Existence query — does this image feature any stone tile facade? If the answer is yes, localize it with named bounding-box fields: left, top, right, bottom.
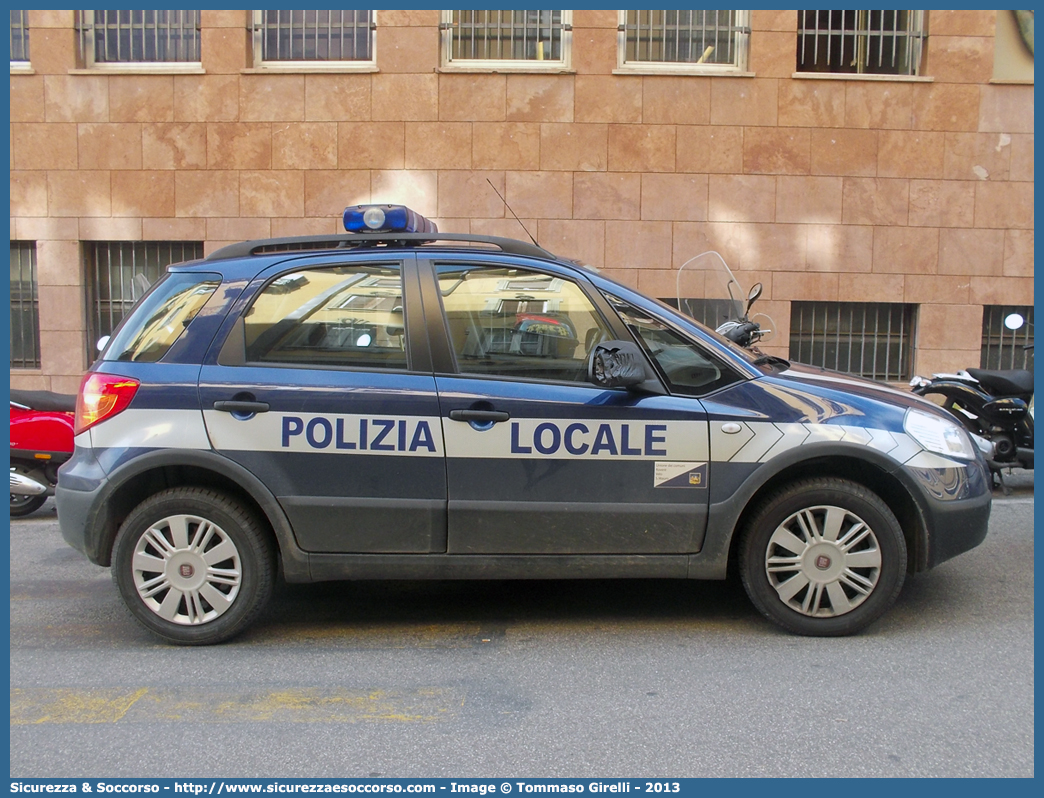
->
left=9, top=9, right=1034, bottom=390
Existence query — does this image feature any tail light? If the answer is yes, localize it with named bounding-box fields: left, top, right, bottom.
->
left=75, top=372, right=140, bottom=435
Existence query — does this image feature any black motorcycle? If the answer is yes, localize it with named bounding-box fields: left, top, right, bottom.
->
left=910, top=319, right=1033, bottom=490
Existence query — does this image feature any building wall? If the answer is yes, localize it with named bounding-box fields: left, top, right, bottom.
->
left=9, top=9, right=1035, bottom=393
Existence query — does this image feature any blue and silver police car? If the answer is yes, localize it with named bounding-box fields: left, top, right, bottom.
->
left=57, top=205, right=992, bottom=644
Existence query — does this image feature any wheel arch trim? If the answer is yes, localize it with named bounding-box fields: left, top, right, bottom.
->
left=689, top=441, right=932, bottom=579
left=82, top=448, right=308, bottom=579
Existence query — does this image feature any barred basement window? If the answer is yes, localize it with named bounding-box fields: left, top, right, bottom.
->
left=253, top=10, right=375, bottom=67
left=84, top=241, right=203, bottom=359
left=10, top=242, right=40, bottom=369
left=981, top=305, right=1034, bottom=371
left=78, top=10, right=201, bottom=66
left=796, top=10, right=927, bottom=76
left=441, top=10, right=571, bottom=69
left=10, top=10, right=30, bottom=65
left=618, top=10, right=750, bottom=72
left=789, top=301, right=916, bottom=382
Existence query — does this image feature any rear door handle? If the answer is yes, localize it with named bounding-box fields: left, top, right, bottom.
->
left=448, top=409, right=510, bottom=423
left=213, top=400, right=270, bottom=414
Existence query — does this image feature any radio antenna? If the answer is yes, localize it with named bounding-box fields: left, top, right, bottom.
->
left=487, top=178, right=539, bottom=247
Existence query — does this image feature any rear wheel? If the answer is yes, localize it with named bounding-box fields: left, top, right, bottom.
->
left=739, top=478, right=907, bottom=636
left=112, top=488, right=275, bottom=645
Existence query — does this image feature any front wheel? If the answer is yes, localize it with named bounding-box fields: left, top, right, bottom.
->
left=739, top=478, right=907, bottom=636
left=112, top=487, right=275, bottom=645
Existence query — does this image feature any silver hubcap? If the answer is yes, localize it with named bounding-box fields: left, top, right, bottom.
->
left=765, top=505, right=881, bottom=618
left=132, top=514, right=242, bottom=625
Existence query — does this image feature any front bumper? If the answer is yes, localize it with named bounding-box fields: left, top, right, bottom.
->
left=907, top=457, right=993, bottom=570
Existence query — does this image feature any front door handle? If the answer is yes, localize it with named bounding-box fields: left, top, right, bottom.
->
left=213, top=400, right=270, bottom=414
left=448, top=409, right=510, bottom=423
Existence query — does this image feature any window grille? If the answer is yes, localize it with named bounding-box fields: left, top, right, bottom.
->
left=619, top=10, right=750, bottom=71
left=10, top=10, right=30, bottom=63
left=84, top=241, right=203, bottom=359
left=253, top=10, right=375, bottom=66
left=796, top=10, right=926, bottom=76
left=10, top=242, right=40, bottom=369
left=78, top=10, right=201, bottom=66
left=789, top=301, right=916, bottom=382
left=981, top=305, right=1034, bottom=371
left=441, top=10, right=571, bottom=68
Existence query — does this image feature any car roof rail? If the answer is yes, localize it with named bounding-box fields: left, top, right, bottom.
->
left=205, top=232, right=558, bottom=262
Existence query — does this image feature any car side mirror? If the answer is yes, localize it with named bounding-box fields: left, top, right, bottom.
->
left=588, top=340, right=648, bottom=389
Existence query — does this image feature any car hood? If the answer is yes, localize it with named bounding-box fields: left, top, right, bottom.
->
left=758, top=361, right=949, bottom=421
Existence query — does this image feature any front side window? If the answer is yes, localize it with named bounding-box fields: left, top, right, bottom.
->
left=607, top=294, right=740, bottom=396
left=441, top=10, right=571, bottom=70
left=11, top=10, right=30, bottom=66
left=243, top=265, right=408, bottom=370
left=789, top=301, right=916, bottom=382
left=437, top=265, right=610, bottom=383
left=796, top=9, right=927, bottom=76
left=618, top=10, right=750, bottom=72
left=78, top=10, right=201, bottom=67
left=10, top=242, right=40, bottom=369
left=253, top=9, right=375, bottom=68
left=85, top=241, right=204, bottom=361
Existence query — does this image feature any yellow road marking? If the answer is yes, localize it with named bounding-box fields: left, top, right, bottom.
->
left=11, top=687, right=463, bottom=725
left=11, top=687, right=148, bottom=725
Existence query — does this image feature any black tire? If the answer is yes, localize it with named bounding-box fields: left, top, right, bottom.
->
left=10, top=493, right=47, bottom=518
left=111, top=487, right=275, bottom=645
left=738, top=478, right=907, bottom=637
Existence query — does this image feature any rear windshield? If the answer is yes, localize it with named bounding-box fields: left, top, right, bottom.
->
left=103, top=272, right=220, bottom=362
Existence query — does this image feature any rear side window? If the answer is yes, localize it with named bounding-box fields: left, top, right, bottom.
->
left=242, top=264, right=408, bottom=370
left=103, top=272, right=219, bottom=363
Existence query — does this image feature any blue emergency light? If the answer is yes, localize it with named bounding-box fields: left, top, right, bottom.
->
left=343, top=205, right=438, bottom=235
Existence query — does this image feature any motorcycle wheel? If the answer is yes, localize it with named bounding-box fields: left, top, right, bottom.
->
left=10, top=466, right=47, bottom=517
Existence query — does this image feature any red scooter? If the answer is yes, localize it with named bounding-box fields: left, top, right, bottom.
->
left=10, top=389, right=76, bottom=517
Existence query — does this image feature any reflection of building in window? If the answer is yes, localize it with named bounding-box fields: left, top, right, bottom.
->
left=244, top=266, right=406, bottom=369
left=797, top=10, right=926, bottom=76
left=619, top=10, right=750, bottom=71
left=253, top=9, right=375, bottom=66
left=981, top=305, right=1034, bottom=371
left=78, top=10, right=201, bottom=65
left=789, top=301, right=916, bottom=382
left=10, top=242, right=39, bottom=369
left=441, top=10, right=571, bottom=69
left=84, top=241, right=204, bottom=361
left=437, top=266, right=606, bottom=382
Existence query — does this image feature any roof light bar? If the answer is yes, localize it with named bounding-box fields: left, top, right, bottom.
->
left=343, top=205, right=438, bottom=235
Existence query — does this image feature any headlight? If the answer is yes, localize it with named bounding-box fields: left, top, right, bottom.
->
left=904, top=409, right=976, bottom=460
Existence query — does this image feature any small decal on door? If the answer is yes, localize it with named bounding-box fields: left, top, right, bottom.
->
left=654, top=461, right=708, bottom=488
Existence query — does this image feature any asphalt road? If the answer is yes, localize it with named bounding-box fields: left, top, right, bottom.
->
left=9, top=490, right=1034, bottom=778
